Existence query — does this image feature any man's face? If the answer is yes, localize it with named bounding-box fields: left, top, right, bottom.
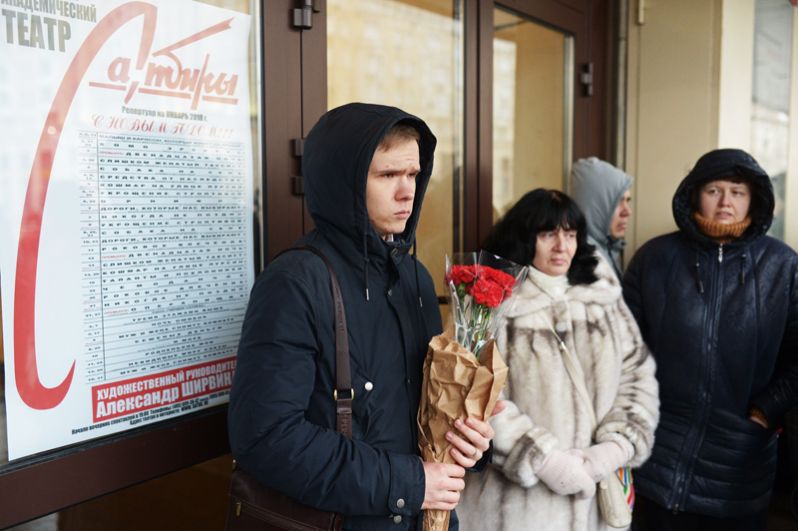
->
left=366, top=138, right=420, bottom=239
left=609, top=189, right=632, bottom=239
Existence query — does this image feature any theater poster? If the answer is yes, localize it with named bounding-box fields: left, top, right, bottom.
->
left=0, top=0, right=255, bottom=459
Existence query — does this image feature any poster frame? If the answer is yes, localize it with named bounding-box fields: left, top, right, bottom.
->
left=0, top=0, right=266, bottom=525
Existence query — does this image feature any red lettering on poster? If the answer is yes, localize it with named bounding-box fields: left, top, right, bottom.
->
left=88, top=17, right=238, bottom=110
left=14, top=2, right=157, bottom=410
left=91, top=356, right=236, bottom=422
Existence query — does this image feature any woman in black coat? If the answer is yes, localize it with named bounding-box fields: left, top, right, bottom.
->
left=623, top=149, right=798, bottom=531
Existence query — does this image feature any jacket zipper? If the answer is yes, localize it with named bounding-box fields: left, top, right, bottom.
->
left=668, top=250, right=723, bottom=511
left=385, top=280, right=417, bottom=438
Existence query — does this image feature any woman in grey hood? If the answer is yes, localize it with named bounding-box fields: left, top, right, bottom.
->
left=570, top=157, right=633, bottom=278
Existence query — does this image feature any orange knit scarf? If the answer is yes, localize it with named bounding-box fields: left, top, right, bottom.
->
left=692, top=212, right=751, bottom=243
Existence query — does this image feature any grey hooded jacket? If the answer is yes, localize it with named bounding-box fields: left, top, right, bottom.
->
left=570, top=157, right=632, bottom=278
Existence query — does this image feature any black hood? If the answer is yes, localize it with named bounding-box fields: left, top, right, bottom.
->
left=303, top=103, right=437, bottom=259
left=672, top=148, right=775, bottom=244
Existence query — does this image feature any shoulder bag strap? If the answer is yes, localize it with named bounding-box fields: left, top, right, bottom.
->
left=544, top=320, right=598, bottom=431
left=272, top=245, right=353, bottom=439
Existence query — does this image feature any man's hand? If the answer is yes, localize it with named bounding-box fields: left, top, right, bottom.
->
left=446, top=417, right=494, bottom=469
left=444, top=401, right=506, bottom=468
left=421, top=462, right=466, bottom=510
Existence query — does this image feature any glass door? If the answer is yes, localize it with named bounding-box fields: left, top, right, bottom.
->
left=492, top=5, right=574, bottom=219
left=326, top=0, right=465, bottom=295
left=275, top=0, right=611, bottom=278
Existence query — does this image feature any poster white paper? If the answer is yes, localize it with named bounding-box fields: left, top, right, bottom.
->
left=0, top=0, right=255, bottom=459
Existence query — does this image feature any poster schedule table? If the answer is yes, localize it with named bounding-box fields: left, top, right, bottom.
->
left=78, top=132, right=249, bottom=383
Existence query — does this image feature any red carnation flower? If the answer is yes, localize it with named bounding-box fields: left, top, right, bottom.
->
left=447, top=265, right=478, bottom=286
left=468, top=277, right=505, bottom=308
left=483, top=267, right=516, bottom=294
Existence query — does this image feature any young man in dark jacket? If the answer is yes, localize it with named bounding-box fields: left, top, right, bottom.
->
left=623, top=149, right=798, bottom=530
left=228, top=103, right=494, bottom=530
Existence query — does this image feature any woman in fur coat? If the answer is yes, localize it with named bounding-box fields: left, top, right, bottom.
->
left=458, top=189, right=659, bottom=531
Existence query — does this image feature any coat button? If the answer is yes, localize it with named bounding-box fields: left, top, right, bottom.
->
left=555, top=321, right=567, bottom=333
left=364, top=381, right=374, bottom=392
left=392, top=515, right=402, bottom=524
left=387, top=289, right=393, bottom=296
left=396, top=498, right=405, bottom=509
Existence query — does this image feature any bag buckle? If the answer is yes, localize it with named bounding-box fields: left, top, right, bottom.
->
left=333, top=388, right=354, bottom=401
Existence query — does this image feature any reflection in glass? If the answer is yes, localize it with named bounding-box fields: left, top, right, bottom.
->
left=327, top=0, right=464, bottom=295
left=492, top=7, right=573, bottom=220
left=751, top=0, right=792, bottom=240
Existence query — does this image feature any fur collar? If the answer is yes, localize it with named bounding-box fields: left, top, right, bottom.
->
left=505, top=253, right=621, bottom=317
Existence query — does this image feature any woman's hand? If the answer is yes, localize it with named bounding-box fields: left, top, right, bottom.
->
left=492, top=400, right=507, bottom=416
left=573, top=441, right=628, bottom=482
left=748, top=407, right=769, bottom=428
left=535, top=449, right=596, bottom=499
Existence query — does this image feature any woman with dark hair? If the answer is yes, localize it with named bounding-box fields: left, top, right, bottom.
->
left=623, top=149, right=798, bottom=531
left=458, top=189, right=659, bottom=531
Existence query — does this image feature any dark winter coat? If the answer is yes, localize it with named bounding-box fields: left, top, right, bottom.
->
left=228, top=103, right=446, bottom=530
left=623, top=149, right=798, bottom=517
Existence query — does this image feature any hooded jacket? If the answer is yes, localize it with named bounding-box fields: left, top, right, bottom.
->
left=570, top=158, right=633, bottom=279
left=228, top=103, right=445, bottom=530
left=623, top=148, right=798, bottom=517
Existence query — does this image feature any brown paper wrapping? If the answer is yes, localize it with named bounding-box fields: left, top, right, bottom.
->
left=416, top=331, right=508, bottom=531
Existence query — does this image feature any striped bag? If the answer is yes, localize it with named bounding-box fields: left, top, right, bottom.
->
left=596, top=466, right=633, bottom=528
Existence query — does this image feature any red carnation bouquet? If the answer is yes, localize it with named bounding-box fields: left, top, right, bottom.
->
left=446, top=251, right=525, bottom=358
left=417, top=251, right=526, bottom=531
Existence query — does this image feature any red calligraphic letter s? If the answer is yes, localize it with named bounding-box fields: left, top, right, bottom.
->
left=14, top=2, right=157, bottom=410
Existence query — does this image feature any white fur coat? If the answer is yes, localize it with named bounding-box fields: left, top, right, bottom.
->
left=459, top=257, right=659, bottom=531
